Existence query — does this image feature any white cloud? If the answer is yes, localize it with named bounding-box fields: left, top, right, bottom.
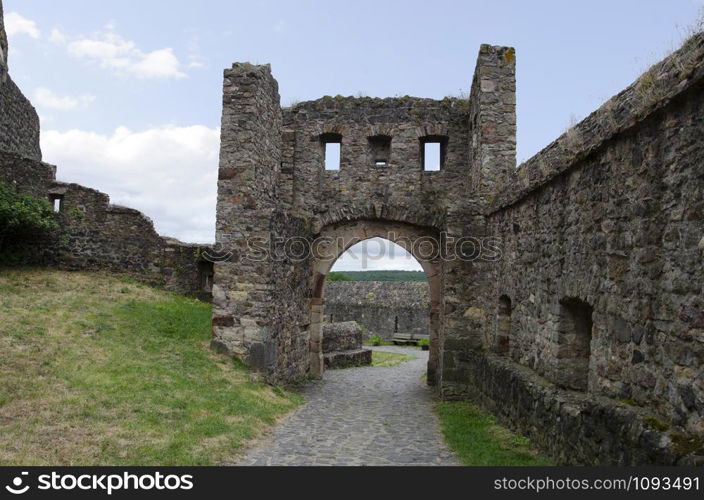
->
left=55, top=28, right=186, bottom=79
left=5, top=12, right=40, bottom=39
left=41, top=125, right=220, bottom=243
left=34, top=87, right=95, bottom=111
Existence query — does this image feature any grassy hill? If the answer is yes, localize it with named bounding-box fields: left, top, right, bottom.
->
left=328, top=270, right=427, bottom=282
left=0, top=269, right=301, bottom=465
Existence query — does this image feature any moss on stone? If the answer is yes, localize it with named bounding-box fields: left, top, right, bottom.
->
left=670, top=433, right=704, bottom=456
left=642, top=416, right=669, bottom=432
left=502, top=47, right=515, bottom=63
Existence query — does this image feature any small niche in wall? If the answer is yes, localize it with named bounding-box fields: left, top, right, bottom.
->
left=198, top=261, right=214, bottom=292
left=420, top=136, right=447, bottom=171
left=496, top=295, right=512, bottom=355
left=50, top=195, right=63, bottom=213
left=320, top=133, right=342, bottom=171
left=556, top=297, right=594, bottom=391
left=368, top=135, right=391, bottom=167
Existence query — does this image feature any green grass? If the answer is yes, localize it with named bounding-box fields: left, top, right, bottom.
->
left=437, top=401, right=552, bottom=466
left=371, top=350, right=415, bottom=368
left=0, top=268, right=301, bottom=465
left=363, top=338, right=394, bottom=346
left=363, top=339, right=424, bottom=348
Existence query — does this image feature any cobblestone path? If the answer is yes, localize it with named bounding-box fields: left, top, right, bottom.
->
left=237, top=346, right=461, bottom=466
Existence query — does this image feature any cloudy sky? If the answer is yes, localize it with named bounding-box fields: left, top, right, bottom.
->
left=4, top=0, right=702, bottom=270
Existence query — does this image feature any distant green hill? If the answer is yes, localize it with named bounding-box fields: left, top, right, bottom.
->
left=328, top=270, right=426, bottom=282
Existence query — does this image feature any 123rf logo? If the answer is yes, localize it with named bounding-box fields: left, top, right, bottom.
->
left=5, top=472, right=30, bottom=495
left=5, top=471, right=194, bottom=495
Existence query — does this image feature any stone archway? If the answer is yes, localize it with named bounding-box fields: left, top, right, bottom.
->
left=307, top=219, right=444, bottom=385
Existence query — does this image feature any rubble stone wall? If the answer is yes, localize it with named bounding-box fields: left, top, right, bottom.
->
left=325, top=281, right=429, bottom=339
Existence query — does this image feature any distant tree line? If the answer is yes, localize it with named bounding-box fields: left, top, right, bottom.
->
left=327, top=270, right=426, bottom=282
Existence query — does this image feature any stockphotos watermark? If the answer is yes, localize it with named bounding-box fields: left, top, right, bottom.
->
left=4, top=470, right=193, bottom=495
left=201, top=232, right=503, bottom=267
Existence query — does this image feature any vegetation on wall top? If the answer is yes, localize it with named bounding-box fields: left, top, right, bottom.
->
left=327, top=270, right=426, bottom=282
left=0, top=180, right=58, bottom=250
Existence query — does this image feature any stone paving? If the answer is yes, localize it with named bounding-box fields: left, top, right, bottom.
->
left=237, top=346, right=461, bottom=466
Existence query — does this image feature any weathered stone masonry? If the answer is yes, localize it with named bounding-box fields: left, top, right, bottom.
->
left=212, top=59, right=494, bottom=385
left=325, top=281, right=429, bottom=339
left=0, top=2, right=40, bottom=162
left=213, top=45, right=515, bottom=387
left=215, top=33, right=704, bottom=464
left=450, top=33, right=704, bottom=464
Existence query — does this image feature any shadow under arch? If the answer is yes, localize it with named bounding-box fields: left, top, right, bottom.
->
left=308, top=219, right=444, bottom=386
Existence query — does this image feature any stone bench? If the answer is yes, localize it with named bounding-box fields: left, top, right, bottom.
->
left=322, top=321, right=372, bottom=369
left=323, top=348, right=372, bottom=369
left=391, top=332, right=429, bottom=345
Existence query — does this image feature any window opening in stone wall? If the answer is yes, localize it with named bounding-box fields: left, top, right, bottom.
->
left=198, top=261, right=214, bottom=292
left=50, top=195, right=63, bottom=213
left=420, top=136, right=447, bottom=171
left=394, top=316, right=399, bottom=333
left=368, top=135, right=391, bottom=167
left=321, top=133, right=342, bottom=171
left=497, top=295, right=512, bottom=355
left=556, top=297, right=594, bottom=391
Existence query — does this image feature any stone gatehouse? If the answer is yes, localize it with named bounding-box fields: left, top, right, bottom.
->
left=212, top=34, right=704, bottom=464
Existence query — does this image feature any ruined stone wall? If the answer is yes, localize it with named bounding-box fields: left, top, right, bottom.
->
left=0, top=0, right=210, bottom=298
left=325, top=281, right=429, bottom=339
left=444, top=33, right=704, bottom=463
left=0, top=152, right=55, bottom=196
left=47, top=182, right=212, bottom=296
left=462, top=351, right=698, bottom=465
left=0, top=0, right=41, bottom=161
left=0, top=78, right=41, bottom=161
left=0, top=159, right=213, bottom=297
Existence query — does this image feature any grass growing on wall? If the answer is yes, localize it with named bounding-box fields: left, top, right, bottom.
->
left=437, top=402, right=552, bottom=466
left=0, top=269, right=301, bottom=465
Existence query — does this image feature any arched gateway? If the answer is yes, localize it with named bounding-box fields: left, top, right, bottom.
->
left=308, top=220, right=443, bottom=383
left=209, top=44, right=516, bottom=391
